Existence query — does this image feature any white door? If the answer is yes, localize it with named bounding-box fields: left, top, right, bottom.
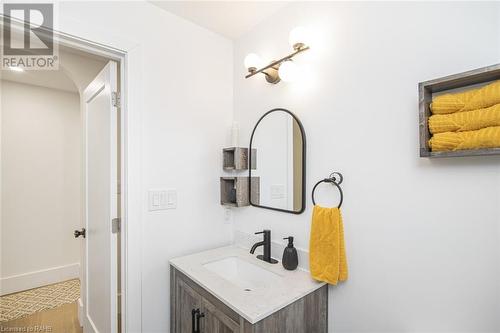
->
left=82, top=61, right=119, bottom=333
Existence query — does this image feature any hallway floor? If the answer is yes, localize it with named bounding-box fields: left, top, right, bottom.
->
left=0, top=279, right=81, bottom=332
left=0, top=301, right=82, bottom=333
left=0, top=279, right=80, bottom=322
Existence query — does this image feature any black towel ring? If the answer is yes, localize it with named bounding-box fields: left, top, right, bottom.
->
left=311, top=172, right=344, bottom=208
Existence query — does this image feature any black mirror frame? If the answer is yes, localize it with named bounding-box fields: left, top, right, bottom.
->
left=249, top=108, right=306, bottom=214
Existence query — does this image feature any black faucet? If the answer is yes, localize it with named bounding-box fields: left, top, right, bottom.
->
left=250, top=230, right=278, bottom=264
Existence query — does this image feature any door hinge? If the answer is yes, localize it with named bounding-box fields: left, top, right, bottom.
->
left=112, top=218, right=121, bottom=234
left=112, top=92, right=121, bottom=108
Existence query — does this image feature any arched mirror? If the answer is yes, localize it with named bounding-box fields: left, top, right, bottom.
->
left=249, top=108, right=306, bottom=214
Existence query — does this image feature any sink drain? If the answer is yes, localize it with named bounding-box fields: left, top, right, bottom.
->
left=244, top=288, right=252, bottom=292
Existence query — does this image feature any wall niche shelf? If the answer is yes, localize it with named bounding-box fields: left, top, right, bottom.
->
left=419, top=63, right=500, bottom=158
left=220, top=177, right=260, bottom=207
left=223, top=147, right=256, bottom=170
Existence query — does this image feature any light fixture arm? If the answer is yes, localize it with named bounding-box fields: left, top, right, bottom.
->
left=245, top=46, right=310, bottom=79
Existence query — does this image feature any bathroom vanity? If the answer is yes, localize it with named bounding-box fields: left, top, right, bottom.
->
left=170, top=246, right=328, bottom=333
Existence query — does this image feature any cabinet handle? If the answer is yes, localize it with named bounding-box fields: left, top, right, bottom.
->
left=195, top=311, right=205, bottom=333
left=191, top=309, right=197, bottom=333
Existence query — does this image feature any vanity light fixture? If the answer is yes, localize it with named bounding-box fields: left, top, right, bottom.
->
left=278, top=60, right=299, bottom=83
left=244, top=26, right=310, bottom=84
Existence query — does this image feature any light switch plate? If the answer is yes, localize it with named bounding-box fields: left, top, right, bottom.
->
left=148, top=189, right=177, bottom=211
left=165, top=189, right=177, bottom=209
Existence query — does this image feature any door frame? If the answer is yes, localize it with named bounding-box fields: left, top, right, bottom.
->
left=1, top=17, right=142, bottom=333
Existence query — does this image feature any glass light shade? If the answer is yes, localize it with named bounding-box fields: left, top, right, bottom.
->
left=289, top=26, right=309, bottom=49
left=244, top=53, right=263, bottom=71
left=278, top=60, right=298, bottom=83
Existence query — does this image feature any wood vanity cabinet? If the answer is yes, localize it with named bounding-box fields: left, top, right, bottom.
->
left=170, top=266, right=328, bottom=333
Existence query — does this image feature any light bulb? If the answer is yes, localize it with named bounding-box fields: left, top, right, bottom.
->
left=278, top=60, right=299, bottom=83
left=8, top=66, right=24, bottom=72
left=244, top=53, right=263, bottom=72
left=289, top=26, right=309, bottom=50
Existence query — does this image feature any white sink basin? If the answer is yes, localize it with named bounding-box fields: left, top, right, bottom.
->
left=203, top=256, right=282, bottom=291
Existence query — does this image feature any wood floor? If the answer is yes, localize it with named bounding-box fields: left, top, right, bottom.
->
left=0, top=301, right=82, bottom=333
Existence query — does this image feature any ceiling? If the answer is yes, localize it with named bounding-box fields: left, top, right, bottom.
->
left=149, top=1, right=289, bottom=39
left=0, top=46, right=107, bottom=93
left=0, top=28, right=78, bottom=92
left=2, top=2, right=291, bottom=90
left=1, top=68, right=79, bottom=92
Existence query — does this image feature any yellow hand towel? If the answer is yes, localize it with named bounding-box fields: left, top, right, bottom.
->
left=429, top=126, right=500, bottom=152
left=430, top=80, right=500, bottom=115
left=309, top=205, right=348, bottom=285
left=429, top=103, right=500, bottom=134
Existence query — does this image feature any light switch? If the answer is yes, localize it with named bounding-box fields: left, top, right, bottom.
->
left=166, top=189, right=177, bottom=209
left=148, top=189, right=177, bottom=211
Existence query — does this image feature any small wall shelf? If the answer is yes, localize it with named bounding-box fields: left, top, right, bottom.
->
left=223, top=147, right=256, bottom=170
left=419, top=63, right=500, bottom=158
left=220, top=177, right=259, bottom=207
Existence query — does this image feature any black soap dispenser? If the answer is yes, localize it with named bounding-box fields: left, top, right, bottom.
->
left=282, top=236, right=298, bottom=271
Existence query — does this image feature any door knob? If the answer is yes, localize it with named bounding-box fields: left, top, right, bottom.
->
left=74, top=228, right=86, bottom=238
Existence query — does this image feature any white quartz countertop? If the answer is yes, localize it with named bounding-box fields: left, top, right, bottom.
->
left=169, top=245, right=325, bottom=324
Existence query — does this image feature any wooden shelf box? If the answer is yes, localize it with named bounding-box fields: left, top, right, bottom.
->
left=419, top=63, right=500, bottom=158
left=220, top=177, right=259, bottom=207
left=223, top=147, right=256, bottom=170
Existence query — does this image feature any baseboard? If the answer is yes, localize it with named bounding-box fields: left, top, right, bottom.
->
left=0, top=263, right=80, bottom=296
left=78, top=297, right=83, bottom=327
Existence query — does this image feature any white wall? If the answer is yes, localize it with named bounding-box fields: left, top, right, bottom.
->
left=58, top=2, right=234, bottom=332
left=1, top=81, right=81, bottom=294
left=233, top=2, right=500, bottom=332
left=53, top=2, right=499, bottom=332
left=0, top=50, right=106, bottom=94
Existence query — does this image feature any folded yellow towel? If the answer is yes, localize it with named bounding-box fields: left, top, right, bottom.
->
left=429, top=103, right=500, bottom=134
left=430, top=80, right=500, bottom=115
left=429, top=126, right=500, bottom=151
left=309, top=205, right=348, bottom=285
